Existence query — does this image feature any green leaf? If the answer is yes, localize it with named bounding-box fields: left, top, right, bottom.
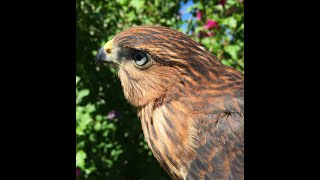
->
left=117, top=0, right=128, bottom=6
left=105, top=143, right=113, bottom=148
left=224, top=17, right=237, bottom=29
left=225, top=45, right=240, bottom=60
left=130, top=0, right=145, bottom=12
left=84, top=104, right=95, bottom=113
left=102, top=130, right=109, bottom=137
left=201, top=38, right=211, bottom=46
left=76, top=76, right=80, bottom=85
left=76, top=89, right=89, bottom=104
left=84, top=167, right=96, bottom=175
left=91, top=50, right=97, bottom=56
left=221, top=59, right=232, bottom=66
left=238, top=23, right=244, bottom=31
left=155, top=0, right=160, bottom=7
left=105, top=159, right=113, bottom=168
left=160, top=18, right=166, bottom=23
left=76, top=150, right=87, bottom=168
left=111, top=149, right=116, bottom=157
left=186, top=5, right=195, bottom=13
left=89, top=134, right=96, bottom=142
left=95, top=115, right=103, bottom=121
left=194, top=3, right=204, bottom=10
left=194, top=26, right=202, bottom=34
left=94, top=122, right=102, bottom=131
left=127, top=10, right=136, bottom=21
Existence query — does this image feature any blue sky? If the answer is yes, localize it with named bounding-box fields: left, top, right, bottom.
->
left=179, top=0, right=194, bottom=33
left=179, top=1, right=234, bottom=40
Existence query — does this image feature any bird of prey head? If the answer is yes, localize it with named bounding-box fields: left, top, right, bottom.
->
left=96, top=26, right=244, bottom=180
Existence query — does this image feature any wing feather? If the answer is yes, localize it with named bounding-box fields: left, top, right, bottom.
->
left=186, top=94, right=244, bottom=180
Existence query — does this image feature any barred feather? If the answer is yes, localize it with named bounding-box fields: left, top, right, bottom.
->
left=107, top=26, right=244, bottom=180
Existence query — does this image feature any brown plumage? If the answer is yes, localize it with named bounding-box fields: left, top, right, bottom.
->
left=96, top=26, right=244, bottom=180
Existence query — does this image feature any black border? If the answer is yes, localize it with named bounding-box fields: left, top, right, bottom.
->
left=1, top=1, right=75, bottom=178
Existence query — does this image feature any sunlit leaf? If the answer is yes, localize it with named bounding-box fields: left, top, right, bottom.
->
left=76, top=89, right=89, bottom=104
left=225, top=45, right=240, bottom=60
left=76, top=150, right=87, bottom=168
left=130, top=0, right=145, bottom=12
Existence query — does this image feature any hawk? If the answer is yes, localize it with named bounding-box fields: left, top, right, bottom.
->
left=96, top=26, right=244, bottom=180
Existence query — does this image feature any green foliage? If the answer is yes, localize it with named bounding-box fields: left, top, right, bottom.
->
left=184, top=0, right=244, bottom=72
left=76, top=0, right=243, bottom=179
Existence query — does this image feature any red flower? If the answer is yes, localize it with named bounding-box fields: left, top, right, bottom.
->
left=204, top=20, right=219, bottom=30
left=220, top=0, right=226, bottom=6
left=196, top=11, right=202, bottom=20
left=205, top=32, right=215, bottom=37
left=199, top=31, right=215, bottom=38
left=199, top=31, right=206, bottom=38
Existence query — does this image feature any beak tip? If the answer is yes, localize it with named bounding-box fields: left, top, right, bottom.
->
left=95, top=47, right=107, bottom=65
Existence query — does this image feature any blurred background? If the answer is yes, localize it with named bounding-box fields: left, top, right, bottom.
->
left=76, top=0, right=243, bottom=179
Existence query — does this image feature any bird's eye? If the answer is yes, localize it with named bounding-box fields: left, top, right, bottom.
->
left=132, top=51, right=148, bottom=66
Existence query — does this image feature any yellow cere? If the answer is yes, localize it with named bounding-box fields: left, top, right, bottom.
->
left=104, top=38, right=114, bottom=54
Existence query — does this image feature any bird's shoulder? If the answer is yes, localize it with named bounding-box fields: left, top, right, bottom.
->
left=186, top=109, right=244, bottom=180
left=185, top=83, right=244, bottom=179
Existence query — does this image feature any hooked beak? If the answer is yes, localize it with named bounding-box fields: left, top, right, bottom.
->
left=95, top=39, right=114, bottom=65
left=96, top=47, right=108, bottom=65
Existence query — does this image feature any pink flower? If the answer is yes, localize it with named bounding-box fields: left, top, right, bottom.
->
left=76, top=168, right=81, bottom=176
left=196, top=11, right=202, bottom=20
left=204, top=20, right=219, bottom=30
left=107, top=110, right=121, bottom=120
